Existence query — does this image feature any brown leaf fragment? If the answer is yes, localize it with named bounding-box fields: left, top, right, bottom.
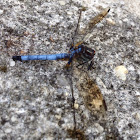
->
left=0, top=65, right=7, bottom=73
left=49, top=37, right=54, bottom=42
left=5, top=40, right=13, bottom=48
left=24, top=31, right=30, bottom=36
left=67, top=129, right=85, bottom=140
left=20, top=50, right=26, bottom=55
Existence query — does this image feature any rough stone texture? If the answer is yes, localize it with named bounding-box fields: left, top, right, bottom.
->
left=0, top=0, right=140, bottom=139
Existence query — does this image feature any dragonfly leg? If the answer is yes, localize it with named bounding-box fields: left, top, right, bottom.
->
left=76, top=61, right=88, bottom=69
left=76, top=59, right=95, bottom=70
left=88, top=60, right=95, bottom=70
left=65, top=55, right=74, bottom=69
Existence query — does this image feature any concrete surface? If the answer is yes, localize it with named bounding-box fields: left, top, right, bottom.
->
left=0, top=0, right=140, bottom=139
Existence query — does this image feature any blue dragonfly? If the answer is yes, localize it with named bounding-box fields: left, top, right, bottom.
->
left=12, top=7, right=110, bottom=70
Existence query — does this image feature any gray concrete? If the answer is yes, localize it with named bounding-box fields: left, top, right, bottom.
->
left=0, top=0, right=140, bottom=139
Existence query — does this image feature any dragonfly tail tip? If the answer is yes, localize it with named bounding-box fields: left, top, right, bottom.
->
left=12, top=56, right=22, bottom=61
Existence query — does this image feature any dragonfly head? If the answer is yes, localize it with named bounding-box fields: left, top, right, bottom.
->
left=78, top=45, right=95, bottom=59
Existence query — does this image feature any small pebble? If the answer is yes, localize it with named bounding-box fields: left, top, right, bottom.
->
left=67, top=11, right=73, bottom=15
left=114, top=65, right=128, bottom=80
left=11, top=116, right=17, bottom=122
left=0, top=9, right=3, bottom=15
left=135, top=40, right=140, bottom=48
left=55, top=115, right=61, bottom=119
left=59, top=1, right=66, bottom=6
left=47, top=137, right=54, bottom=140
left=106, top=18, right=116, bottom=25
left=94, top=123, right=104, bottom=133
left=74, top=103, right=79, bottom=109
left=4, top=128, right=12, bottom=133
left=65, top=92, right=69, bottom=97
left=128, top=65, right=135, bottom=71
left=45, top=41, right=50, bottom=45
left=41, top=86, right=49, bottom=96
left=10, top=60, right=15, bottom=67
left=137, top=96, right=140, bottom=103
left=135, top=113, right=140, bottom=121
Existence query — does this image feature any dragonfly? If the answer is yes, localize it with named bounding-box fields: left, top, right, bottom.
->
left=12, top=8, right=110, bottom=70
left=12, top=7, right=110, bottom=138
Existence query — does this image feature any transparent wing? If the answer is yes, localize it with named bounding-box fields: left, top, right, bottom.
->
left=76, top=71, right=107, bottom=116
left=84, top=8, right=110, bottom=32
left=75, top=7, right=110, bottom=44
